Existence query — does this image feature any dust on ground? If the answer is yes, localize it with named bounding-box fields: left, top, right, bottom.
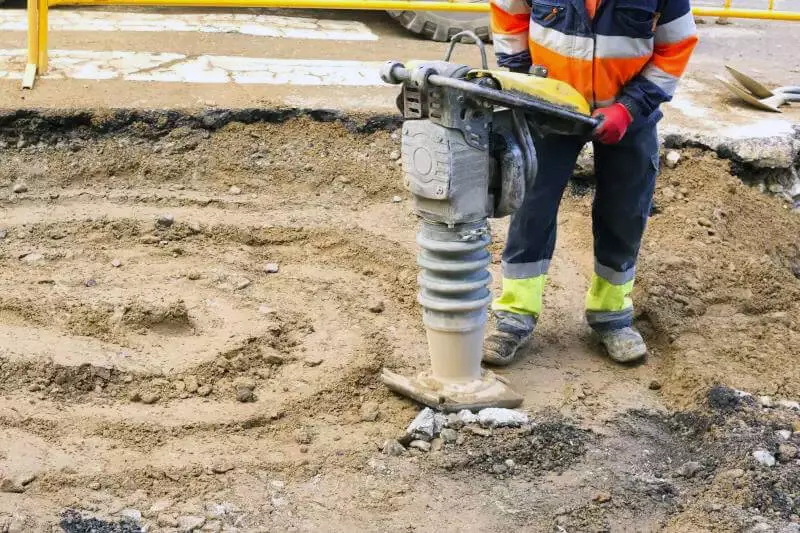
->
left=0, top=111, right=798, bottom=532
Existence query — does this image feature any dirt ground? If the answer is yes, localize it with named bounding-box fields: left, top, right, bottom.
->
left=0, top=110, right=799, bottom=533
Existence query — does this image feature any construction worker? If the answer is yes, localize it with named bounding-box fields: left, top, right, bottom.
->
left=484, top=0, right=698, bottom=365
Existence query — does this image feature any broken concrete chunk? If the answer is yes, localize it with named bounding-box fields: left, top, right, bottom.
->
left=120, top=509, right=142, bottom=523
left=456, top=409, right=479, bottom=426
left=665, top=150, right=681, bottom=168
left=477, top=408, right=529, bottom=428
left=778, top=399, right=800, bottom=411
left=446, top=412, right=463, bottom=429
left=405, top=407, right=440, bottom=441
left=752, top=449, right=776, bottom=467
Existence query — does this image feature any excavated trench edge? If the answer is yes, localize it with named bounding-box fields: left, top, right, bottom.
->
left=0, top=108, right=402, bottom=142
left=2, top=108, right=798, bottom=202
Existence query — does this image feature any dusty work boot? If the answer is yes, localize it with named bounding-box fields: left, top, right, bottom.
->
left=597, top=327, right=647, bottom=364
left=482, top=311, right=536, bottom=366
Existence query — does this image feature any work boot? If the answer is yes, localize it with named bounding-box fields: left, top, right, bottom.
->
left=597, top=327, right=647, bottom=364
left=482, top=311, right=535, bottom=366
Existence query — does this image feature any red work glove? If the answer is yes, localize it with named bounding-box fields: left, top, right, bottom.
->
left=592, top=103, right=633, bottom=144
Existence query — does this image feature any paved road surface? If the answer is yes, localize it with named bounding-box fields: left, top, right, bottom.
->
left=0, top=5, right=797, bottom=128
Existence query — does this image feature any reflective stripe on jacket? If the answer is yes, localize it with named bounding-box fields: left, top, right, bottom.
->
left=490, top=0, right=698, bottom=117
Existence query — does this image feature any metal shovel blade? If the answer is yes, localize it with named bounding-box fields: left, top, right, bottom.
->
left=716, top=75, right=782, bottom=112
left=724, top=66, right=800, bottom=96
left=725, top=65, right=775, bottom=98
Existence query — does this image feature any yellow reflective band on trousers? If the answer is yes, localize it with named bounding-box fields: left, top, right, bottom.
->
left=585, top=274, right=634, bottom=312
left=492, top=275, right=547, bottom=317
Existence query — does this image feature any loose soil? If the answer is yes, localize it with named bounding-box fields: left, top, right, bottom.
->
left=0, top=111, right=798, bottom=532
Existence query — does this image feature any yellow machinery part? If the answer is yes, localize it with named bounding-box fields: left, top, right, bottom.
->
left=467, top=70, right=592, bottom=115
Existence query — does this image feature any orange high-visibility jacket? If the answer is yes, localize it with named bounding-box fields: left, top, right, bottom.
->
left=490, top=0, right=698, bottom=118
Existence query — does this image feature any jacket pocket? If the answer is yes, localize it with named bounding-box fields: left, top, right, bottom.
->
left=614, top=0, right=658, bottom=39
left=531, top=0, right=566, bottom=27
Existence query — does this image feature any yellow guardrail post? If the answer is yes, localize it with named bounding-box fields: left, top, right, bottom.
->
left=38, top=0, right=49, bottom=73
left=717, top=0, right=732, bottom=24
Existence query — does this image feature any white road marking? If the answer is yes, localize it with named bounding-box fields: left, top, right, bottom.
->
left=0, top=49, right=387, bottom=86
left=0, top=9, right=378, bottom=41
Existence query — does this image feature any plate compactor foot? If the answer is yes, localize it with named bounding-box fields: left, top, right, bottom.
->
left=381, top=369, right=523, bottom=413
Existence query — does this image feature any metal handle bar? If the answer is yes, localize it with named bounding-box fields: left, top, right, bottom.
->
left=444, top=31, right=488, bottom=70
left=383, top=63, right=600, bottom=129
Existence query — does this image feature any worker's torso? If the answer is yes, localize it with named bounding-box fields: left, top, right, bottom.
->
left=528, top=0, right=662, bottom=107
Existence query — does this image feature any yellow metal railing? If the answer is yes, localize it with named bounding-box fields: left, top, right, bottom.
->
left=22, top=0, right=800, bottom=89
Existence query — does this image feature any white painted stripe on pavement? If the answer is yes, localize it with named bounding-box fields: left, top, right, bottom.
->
left=0, top=9, right=378, bottom=41
left=0, top=49, right=386, bottom=86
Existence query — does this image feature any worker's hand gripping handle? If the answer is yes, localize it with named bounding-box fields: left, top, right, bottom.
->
left=591, top=103, right=633, bottom=144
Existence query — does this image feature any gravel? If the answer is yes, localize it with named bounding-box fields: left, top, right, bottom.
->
left=698, top=217, right=713, bottom=228
left=156, top=214, right=175, bottom=228
left=235, top=387, right=255, bottom=403
left=234, top=278, right=252, bottom=290
left=303, top=356, right=324, bottom=367
left=233, top=377, right=255, bottom=391
left=11, top=183, right=28, bottom=194
left=777, top=443, right=798, bottom=462
left=360, top=401, right=380, bottom=422
left=440, top=428, right=458, bottom=443
left=409, top=440, right=432, bottom=452
left=263, top=263, right=280, bottom=274
left=140, top=392, right=160, bottom=405
left=177, top=515, right=206, bottom=531
left=382, top=439, right=406, bottom=456
left=184, top=375, right=199, bottom=394
left=676, top=461, right=704, bottom=478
